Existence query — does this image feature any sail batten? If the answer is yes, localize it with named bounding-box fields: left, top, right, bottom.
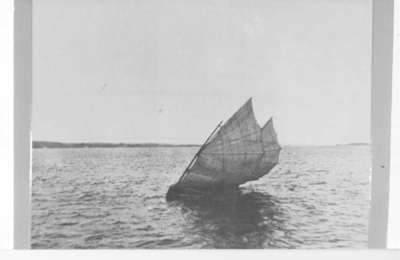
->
left=178, top=98, right=281, bottom=188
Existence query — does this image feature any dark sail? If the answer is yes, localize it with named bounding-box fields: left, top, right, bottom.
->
left=177, top=98, right=281, bottom=189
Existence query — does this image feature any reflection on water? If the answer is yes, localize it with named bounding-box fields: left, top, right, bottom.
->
left=31, top=146, right=370, bottom=248
left=170, top=189, right=290, bottom=248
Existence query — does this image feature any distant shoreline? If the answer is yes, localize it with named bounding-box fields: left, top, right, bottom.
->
left=32, top=141, right=200, bottom=149
left=342, top=142, right=370, bottom=146
left=32, top=141, right=370, bottom=149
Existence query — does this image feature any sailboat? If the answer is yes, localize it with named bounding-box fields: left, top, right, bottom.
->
left=167, top=98, right=281, bottom=199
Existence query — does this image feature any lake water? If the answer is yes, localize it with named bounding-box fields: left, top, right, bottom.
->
left=31, top=146, right=371, bottom=249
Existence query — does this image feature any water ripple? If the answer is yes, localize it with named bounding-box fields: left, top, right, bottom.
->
left=31, top=146, right=371, bottom=249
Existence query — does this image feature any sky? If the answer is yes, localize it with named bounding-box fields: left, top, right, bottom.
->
left=32, top=0, right=372, bottom=145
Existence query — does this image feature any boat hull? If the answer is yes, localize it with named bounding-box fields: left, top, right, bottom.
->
left=166, top=182, right=239, bottom=201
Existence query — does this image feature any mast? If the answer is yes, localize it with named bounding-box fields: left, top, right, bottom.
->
left=177, top=121, right=223, bottom=183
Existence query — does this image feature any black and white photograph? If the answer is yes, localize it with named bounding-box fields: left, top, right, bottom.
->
left=31, top=0, right=372, bottom=249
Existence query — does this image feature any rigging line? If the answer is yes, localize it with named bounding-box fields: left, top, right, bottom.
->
left=202, top=152, right=265, bottom=155
left=204, top=129, right=262, bottom=150
left=205, top=125, right=280, bottom=151
left=177, top=121, right=223, bottom=184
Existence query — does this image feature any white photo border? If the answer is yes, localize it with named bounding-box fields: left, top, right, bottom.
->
left=12, top=0, right=397, bottom=249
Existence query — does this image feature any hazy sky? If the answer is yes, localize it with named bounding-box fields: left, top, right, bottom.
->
left=33, top=0, right=372, bottom=145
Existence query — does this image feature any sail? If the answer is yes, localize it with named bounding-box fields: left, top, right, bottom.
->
left=179, top=98, right=281, bottom=188
left=251, top=118, right=281, bottom=180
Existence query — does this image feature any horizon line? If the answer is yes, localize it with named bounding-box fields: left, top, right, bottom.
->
left=32, top=140, right=371, bottom=147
